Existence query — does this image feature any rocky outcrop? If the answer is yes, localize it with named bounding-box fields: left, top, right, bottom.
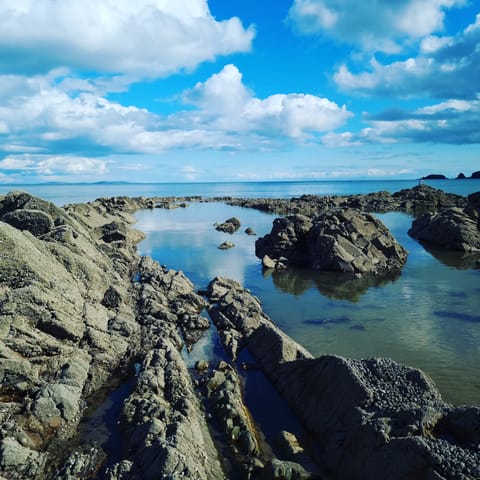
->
left=215, top=217, right=241, bottom=234
left=408, top=192, right=480, bottom=252
left=256, top=209, right=407, bottom=275
left=226, top=185, right=466, bottom=217
left=206, top=277, right=480, bottom=480
left=0, top=192, right=224, bottom=480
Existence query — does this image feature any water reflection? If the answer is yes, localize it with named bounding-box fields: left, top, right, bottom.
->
left=420, top=243, right=480, bottom=270
left=266, top=267, right=402, bottom=302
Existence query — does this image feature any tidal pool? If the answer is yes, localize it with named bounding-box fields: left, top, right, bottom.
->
left=136, top=202, right=480, bottom=405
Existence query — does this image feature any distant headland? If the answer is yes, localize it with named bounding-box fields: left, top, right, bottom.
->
left=421, top=170, right=480, bottom=180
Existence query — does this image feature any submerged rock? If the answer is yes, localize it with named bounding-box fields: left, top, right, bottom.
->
left=256, top=209, right=407, bottom=275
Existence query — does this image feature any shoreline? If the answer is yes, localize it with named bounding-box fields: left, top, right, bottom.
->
left=0, top=187, right=479, bottom=479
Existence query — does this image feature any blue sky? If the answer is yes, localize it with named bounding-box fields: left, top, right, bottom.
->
left=0, top=0, right=478, bottom=183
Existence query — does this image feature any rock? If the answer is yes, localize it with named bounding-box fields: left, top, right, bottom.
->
left=1, top=209, right=54, bottom=236
left=100, top=221, right=127, bottom=242
left=210, top=278, right=480, bottom=480
left=226, top=185, right=466, bottom=217
left=408, top=205, right=480, bottom=252
left=102, top=286, right=122, bottom=309
left=256, top=209, right=407, bottom=275
left=262, top=458, right=311, bottom=480
left=0, top=437, right=46, bottom=479
left=262, top=254, right=277, bottom=269
left=471, top=170, right=480, bottom=179
left=245, top=227, right=256, bottom=235
left=218, top=241, right=235, bottom=250
left=215, top=217, right=241, bottom=234
left=457, top=173, right=467, bottom=179
left=206, top=276, right=242, bottom=302
left=195, top=360, right=209, bottom=372
left=277, top=431, right=304, bottom=457
left=435, top=406, right=480, bottom=446
left=119, top=339, right=225, bottom=480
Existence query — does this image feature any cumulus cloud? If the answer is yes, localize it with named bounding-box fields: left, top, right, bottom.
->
left=183, top=64, right=352, bottom=139
left=0, top=0, right=254, bottom=78
left=288, top=0, right=463, bottom=52
left=334, top=13, right=480, bottom=100
left=0, top=65, right=352, bottom=177
left=322, top=98, right=480, bottom=146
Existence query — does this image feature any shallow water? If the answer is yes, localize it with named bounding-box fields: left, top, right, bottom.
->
left=136, top=203, right=480, bottom=406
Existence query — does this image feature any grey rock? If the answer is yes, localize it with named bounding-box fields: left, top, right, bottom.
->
left=1, top=209, right=54, bottom=236
left=215, top=217, right=241, bottom=234
left=262, top=458, right=311, bottom=480
left=245, top=227, right=256, bottom=235
left=256, top=209, right=407, bottom=275
left=218, top=241, right=235, bottom=250
left=209, top=277, right=480, bottom=480
left=409, top=202, right=480, bottom=252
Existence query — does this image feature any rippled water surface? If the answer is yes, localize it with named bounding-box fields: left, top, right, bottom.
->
left=136, top=202, right=480, bottom=405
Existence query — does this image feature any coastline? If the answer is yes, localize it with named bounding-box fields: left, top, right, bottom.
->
left=0, top=187, right=479, bottom=479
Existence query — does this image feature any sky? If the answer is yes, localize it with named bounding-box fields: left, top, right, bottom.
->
left=0, top=0, right=479, bottom=184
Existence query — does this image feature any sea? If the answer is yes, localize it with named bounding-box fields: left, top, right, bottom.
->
left=2, top=179, right=480, bottom=406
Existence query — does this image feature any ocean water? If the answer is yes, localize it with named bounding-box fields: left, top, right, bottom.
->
left=1, top=178, right=480, bottom=205
left=132, top=180, right=480, bottom=406
left=3, top=179, right=480, bottom=405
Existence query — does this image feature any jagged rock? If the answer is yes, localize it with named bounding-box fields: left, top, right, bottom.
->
left=262, top=458, right=311, bottom=480
left=215, top=217, right=241, bottom=234
left=276, top=431, right=304, bottom=458
left=256, top=209, right=407, bottom=275
left=218, top=241, right=235, bottom=250
left=208, top=277, right=480, bottom=480
left=408, top=199, right=480, bottom=252
left=102, top=286, right=122, bottom=309
left=1, top=209, right=54, bottom=236
left=118, top=339, right=225, bottom=480
left=100, top=221, right=127, bottom=243
left=227, top=185, right=466, bottom=217
left=0, top=437, right=46, bottom=479
left=262, top=254, right=277, bottom=269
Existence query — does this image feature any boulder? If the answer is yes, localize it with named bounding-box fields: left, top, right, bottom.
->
left=218, top=241, right=235, bottom=250
left=408, top=204, right=480, bottom=252
left=1, top=209, right=54, bottom=236
left=215, top=217, right=241, bottom=234
left=256, top=209, right=407, bottom=275
left=209, top=278, right=480, bottom=480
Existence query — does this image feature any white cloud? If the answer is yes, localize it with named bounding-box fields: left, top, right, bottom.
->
left=183, top=64, right=352, bottom=139
left=0, top=65, right=352, bottom=176
left=0, top=0, right=255, bottom=78
left=334, top=13, right=480, bottom=100
left=0, top=154, right=108, bottom=176
left=322, top=98, right=480, bottom=146
left=288, top=0, right=464, bottom=52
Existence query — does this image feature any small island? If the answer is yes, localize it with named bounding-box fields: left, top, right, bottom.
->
left=421, top=171, right=480, bottom=180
